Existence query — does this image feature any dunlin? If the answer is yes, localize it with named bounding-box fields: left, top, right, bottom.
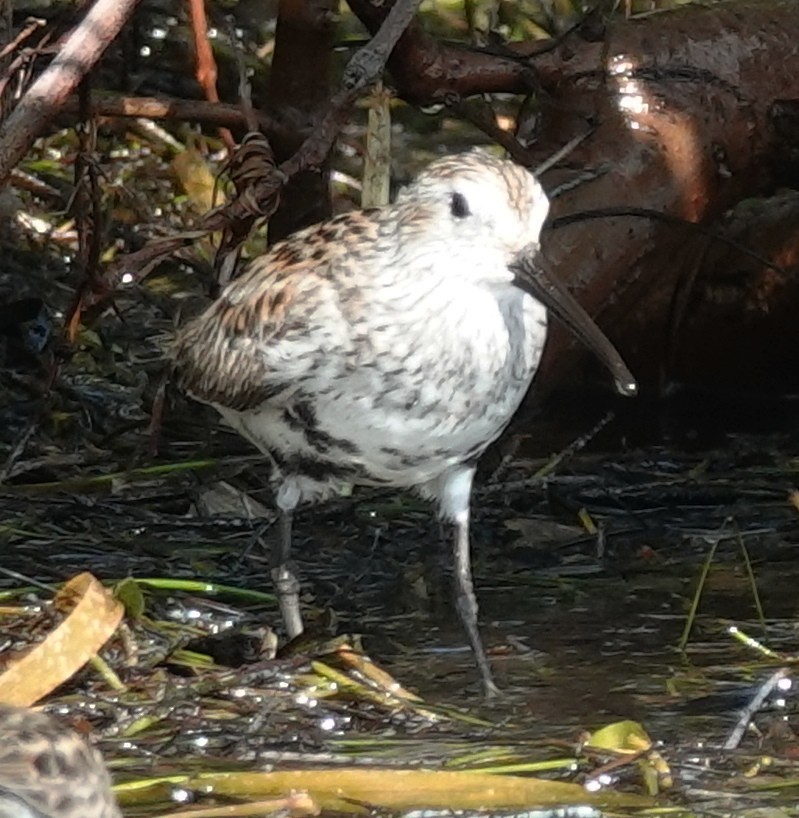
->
left=173, top=149, right=636, bottom=695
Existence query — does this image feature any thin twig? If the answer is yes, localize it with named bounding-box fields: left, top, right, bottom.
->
left=0, top=0, right=141, bottom=186
left=723, top=668, right=791, bottom=750
left=279, top=0, right=421, bottom=178
left=551, top=207, right=789, bottom=276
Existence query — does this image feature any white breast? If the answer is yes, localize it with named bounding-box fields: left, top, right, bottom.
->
left=221, top=279, right=548, bottom=492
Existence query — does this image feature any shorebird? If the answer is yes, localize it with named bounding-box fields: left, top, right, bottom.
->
left=0, top=704, right=120, bottom=818
left=173, top=149, right=636, bottom=696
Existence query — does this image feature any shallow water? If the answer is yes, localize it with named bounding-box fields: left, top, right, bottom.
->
left=2, top=382, right=799, bottom=816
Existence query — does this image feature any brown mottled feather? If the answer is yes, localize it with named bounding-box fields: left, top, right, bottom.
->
left=0, top=705, right=120, bottom=818
left=173, top=208, right=393, bottom=411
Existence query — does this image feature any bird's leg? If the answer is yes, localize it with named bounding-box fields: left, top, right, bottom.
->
left=452, top=510, right=499, bottom=698
left=440, top=467, right=499, bottom=698
left=271, top=507, right=304, bottom=639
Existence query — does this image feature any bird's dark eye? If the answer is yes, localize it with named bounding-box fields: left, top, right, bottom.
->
left=450, top=191, right=470, bottom=219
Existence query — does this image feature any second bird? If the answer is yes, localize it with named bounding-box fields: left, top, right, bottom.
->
left=173, top=149, right=637, bottom=696
left=0, top=704, right=120, bottom=818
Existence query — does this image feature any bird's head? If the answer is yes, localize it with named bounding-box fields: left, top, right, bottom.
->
left=395, top=149, right=550, bottom=282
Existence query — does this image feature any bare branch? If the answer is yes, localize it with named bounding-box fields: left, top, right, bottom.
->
left=280, top=0, right=421, bottom=178
left=0, top=0, right=141, bottom=186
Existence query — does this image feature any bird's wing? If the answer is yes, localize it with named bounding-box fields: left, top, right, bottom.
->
left=171, top=217, right=376, bottom=411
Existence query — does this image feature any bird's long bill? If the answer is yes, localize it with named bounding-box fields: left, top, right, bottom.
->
left=511, top=244, right=638, bottom=397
